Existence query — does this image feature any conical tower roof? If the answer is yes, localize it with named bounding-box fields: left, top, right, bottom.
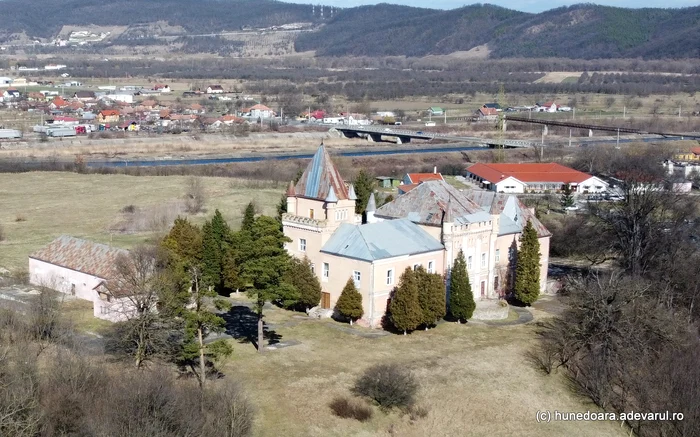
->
left=286, top=180, right=296, bottom=196
left=348, top=184, right=357, bottom=201
left=366, top=192, right=377, bottom=212
left=294, top=144, right=349, bottom=201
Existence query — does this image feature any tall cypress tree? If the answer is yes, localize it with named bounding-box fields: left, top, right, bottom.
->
left=201, top=209, right=231, bottom=293
left=416, top=265, right=446, bottom=329
left=242, top=202, right=256, bottom=232
left=515, top=220, right=541, bottom=306
left=449, top=250, right=475, bottom=322
left=353, top=169, right=374, bottom=215
left=336, top=278, right=363, bottom=325
left=390, top=267, right=422, bottom=335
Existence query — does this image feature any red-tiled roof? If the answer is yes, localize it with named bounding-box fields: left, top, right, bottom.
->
left=30, top=236, right=128, bottom=280
left=100, top=110, right=120, bottom=116
left=249, top=103, right=272, bottom=111
left=691, top=147, right=700, bottom=155
left=405, top=173, right=445, bottom=184
left=479, top=107, right=498, bottom=116
left=398, top=183, right=420, bottom=194
left=467, top=163, right=593, bottom=184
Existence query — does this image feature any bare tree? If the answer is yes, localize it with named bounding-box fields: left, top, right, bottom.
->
left=184, top=176, right=207, bottom=214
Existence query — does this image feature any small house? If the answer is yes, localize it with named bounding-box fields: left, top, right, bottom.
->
left=97, top=109, right=121, bottom=124
left=74, top=91, right=96, bottom=101
left=428, top=107, right=444, bottom=116
left=206, top=85, right=224, bottom=94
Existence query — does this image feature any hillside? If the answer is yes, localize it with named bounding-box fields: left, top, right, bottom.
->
left=0, top=0, right=698, bottom=59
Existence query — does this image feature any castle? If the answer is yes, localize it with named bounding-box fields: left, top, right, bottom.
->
left=282, top=145, right=551, bottom=327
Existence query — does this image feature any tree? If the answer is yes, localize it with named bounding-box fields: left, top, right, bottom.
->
left=201, top=210, right=232, bottom=293
left=336, top=278, right=363, bottom=325
left=241, top=202, right=256, bottom=232
left=104, top=245, right=183, bottom=369
left=390, top=268, right=422, bottom=334
left=240, top=215, right=292, bottom=352
left=560, top=184, right=575, bottom=208
left=353, top=169, right=374, bottom=217
left=415, top=266, right=445, bottom=329
left=514, top=220, right=541, bottom=306
left=184, top=176, right=206, bottom=214
left=284, top=257, right=322, bottom=311
left=449, top=250, right=475, bottom=322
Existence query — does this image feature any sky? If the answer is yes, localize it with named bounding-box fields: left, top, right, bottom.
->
left=280, top=0, right=697, bottom=13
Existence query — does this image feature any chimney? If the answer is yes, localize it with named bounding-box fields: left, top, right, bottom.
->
left=433, top=166, right=437, bottom=174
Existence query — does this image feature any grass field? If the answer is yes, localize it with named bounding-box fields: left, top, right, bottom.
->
left=214, top=297, right=626, bottom=437
left=0, top=172, right=283, bottom=270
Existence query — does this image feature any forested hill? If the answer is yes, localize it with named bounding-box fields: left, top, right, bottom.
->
left=1, top=0, right=698, bottom=59
left=295, top=3, right=700, bottom=59
left=0, top=0, right=321, bottom=39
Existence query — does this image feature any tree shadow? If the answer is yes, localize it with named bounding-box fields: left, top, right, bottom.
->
left=220, top=305, right=283, bottom=349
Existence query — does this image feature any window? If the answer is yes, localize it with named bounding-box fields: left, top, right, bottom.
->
left=386, top=269, right=394, bottom=286
left=413, top=263, right=421, bottom=271
left=481, top=253, right=486, bottom=268
left=309, top=208, right=315, bottom=219
left=322, top=262, right=329, bottom=281
left=353, top=271, right=361, bottom=288
left=299, top=238, right=306, bottom=252
left=427, top=261, right=435, bottom=274
left=310, top=263, right=315, bottom=274
left=100, top=306, right=108, bottom=315
left=495, top=249, right=500, bottom=263
left=467, top=256, right=473, bottom=270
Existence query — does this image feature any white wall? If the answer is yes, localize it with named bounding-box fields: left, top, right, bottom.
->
left=575, top=177, right=608, bottom=194
left=494, top=177, right=525, bottom=193
left=29, top=258, right=103, bottom=301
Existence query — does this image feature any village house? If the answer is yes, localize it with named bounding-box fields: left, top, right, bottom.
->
left=153, top=84, right=171, bottom=93
left=465, top=162, right=609, bottom=194
left=536, top=101, right=557, bottom=112
left=476, top=107, right=499, bottom=121
left=282, top=145, right=551, bottom=327
left=0, top=77, right=12, bottom=87
left=428, top=107, right=444, bottom=116
left=97, top=109, right=120, bottom=124
left=674, top=147, right=700, bottom=162
left=399, top=171, right=445, bottom=194
left=206, top=85, right=224, bottom=94
left=243, top=103, right=275, bottom=119
left=2, top=88, right=20, bottom=100
left=74, top=91, right=96, bottom=101
left=28, top=236, right=136, bottom=322
left=482, top=103, right=502, bottom=112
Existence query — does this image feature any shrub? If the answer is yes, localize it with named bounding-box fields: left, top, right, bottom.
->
left=184, top=176, right=206, bottom=214
left=15, top=214, right=27, bottom=222
left=121, top=204, right=137, bottom=214
left=408, top=404, right=430, bottom=421
left=353, top=363, right=418, bottom=410
left=329, top=396, right=373, bottom=422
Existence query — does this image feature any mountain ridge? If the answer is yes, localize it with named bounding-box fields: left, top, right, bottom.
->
left=0, top=0, right=698, bottom=59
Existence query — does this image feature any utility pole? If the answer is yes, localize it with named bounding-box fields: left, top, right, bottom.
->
left=572, top=107, right=575, bottom=121
left=623, top=106, right=626, bottom=119
left=616, top=128, right=620, bottom=148
left=569, top=129, right=572, bottom=147
left=679, top=105, right=682, bottom=119
left=444, top=110, right=446, bottom=124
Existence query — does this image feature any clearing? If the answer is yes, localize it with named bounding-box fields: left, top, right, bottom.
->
left=0, top=172, right=283, bottom=271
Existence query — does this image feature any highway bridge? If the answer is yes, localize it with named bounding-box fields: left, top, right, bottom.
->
left=331, top=125, right=536, bottom=148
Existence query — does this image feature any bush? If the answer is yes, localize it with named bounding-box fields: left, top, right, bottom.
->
left=184, top=176, right=206, bottom=214
left=329, top=396, right=373, bottom=422
left=121, top=204, right=137, bottom=214
left=353, top=363, right=418, bottom=410
left=408, top=404, right=430, bottom=421
left=15, top=214, right=26, bottom=222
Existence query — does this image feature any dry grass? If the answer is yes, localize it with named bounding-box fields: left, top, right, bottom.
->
left=220, top=302, right=627, bottom=437
left=0, top=172, right=282, bottom=270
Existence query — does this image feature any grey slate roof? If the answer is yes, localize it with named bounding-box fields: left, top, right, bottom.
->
left=30, top=236, right=128, bottom=279
left=375, top=180, right=484, bottom=226
left=320, top=219, right=444, bottom=262
left=462, top=190, right=551, bottom=237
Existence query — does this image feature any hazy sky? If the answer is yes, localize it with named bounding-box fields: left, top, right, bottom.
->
left=281, top=0, right=697, bottom=13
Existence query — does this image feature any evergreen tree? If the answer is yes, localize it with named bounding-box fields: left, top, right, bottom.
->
left=284, top=257, right=322, bottom=311
left=353, top=169, right=374, bottom=215
left=449, top=250, right=476, bottom=322
left=561, top=184, right=575, bottom=208
left=276, top=194, right=287, bottom=221
left=390, top=267, right=422, bottom=335
left=336, top=278, right=363, bottom=325
left=239, top=215, right=293, bottom=352
left=515, top=220, right=541, bottom=306
left=241, top=201, right=256, bottom=232
left=200, top=210, right=232, bottom=294
left=415, top=265, right=446, bottom=329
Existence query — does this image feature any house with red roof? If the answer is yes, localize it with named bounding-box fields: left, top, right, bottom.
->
left=97, top=109, right=121, bottom=124
left=402, top=171, right=445, bottom=185
left=536, top=101, right=557, bottom=112
left=466, top=162, right=608, bottom=194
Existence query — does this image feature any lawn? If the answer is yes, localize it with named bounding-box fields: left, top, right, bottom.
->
left=0, top=172, right=283, bottom=271
left=217, top=300, right=626, bottom=437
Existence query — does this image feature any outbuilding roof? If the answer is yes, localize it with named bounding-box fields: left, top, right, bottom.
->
left=29, top=236, right=128, bottom=280
left=466, top=162, right=595, bottom=184
left=321, top=219, right=443, bottom=262
left=404, top=173, right=444, bottom=184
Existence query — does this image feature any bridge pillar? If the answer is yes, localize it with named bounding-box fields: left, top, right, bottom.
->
left=543, top=124, right=548, bottom=136
left=397, top=136, right=410, bottom=144
left=367, top=133, right=381, bottom=142
left=501, top=119, right=507, bottom=132
left=588, top=129, right=593, bottom=137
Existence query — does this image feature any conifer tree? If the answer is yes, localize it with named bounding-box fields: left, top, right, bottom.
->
left=353, top=169, right=374, bottom=215
left=284, top=257, right=322, bottom=311
left=239, top=215, right=292, bottom=352
left=241, top=202, right=256, bottom=232
left=515, top=220, right=541, bottom=306
left=415, top=265, right=446, bottom=329
left=449, top=250, right=475, bottom=322
left=201, top=209, right=231, bottom=294
left=560, top=184, right=575, bottom=208
left=390, top=267, right=422, bottom=335
left=336, top=278, right=363, bottom=325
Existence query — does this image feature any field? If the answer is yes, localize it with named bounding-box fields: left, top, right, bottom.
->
left=0, top=172, right=283, bottom=270
left=211, top=297, right=626, bottom=437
